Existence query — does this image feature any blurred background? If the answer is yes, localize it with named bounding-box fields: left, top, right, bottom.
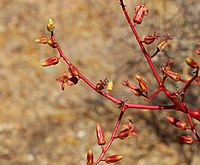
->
left=0, top=0, right=199, bottom=164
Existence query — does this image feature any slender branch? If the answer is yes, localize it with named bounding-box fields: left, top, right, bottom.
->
left=119, top=0, right=161, bottom=86
left=94, top=105, right=127, bottom=165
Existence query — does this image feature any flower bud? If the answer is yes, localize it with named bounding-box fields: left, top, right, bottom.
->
left=166, top=117, right=188, bottom=130
left=176, top=135, right=193, bottom=144
left=86, top=149, right=94, bottom=165
left=107, top=81, right=113, bottom=91
left=35, top=37, right=49, bottom=44
left=133, top=4, right=148, bottom=24
left=47, top=18, right=55, bottom=32
left=41, top=56, right=60, bottom=67
left=185, top=57, right=199, bottom=68
left=96, top=123, right=106, bottom=146
left=143, top=36, right=156, bottom=45
left=105, top=155, right=123, bottom=164
left=142, top=32, right=160, bottom=45
left=136, top=75, right=148, bottom=93
left=163, top=70, right=181, bottom=81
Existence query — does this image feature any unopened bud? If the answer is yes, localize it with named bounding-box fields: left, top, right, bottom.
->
left=96, top=123, right=106, bottom=146
left=176, top=135, right=193, bottom=144
left=163, top=70, right=181, bottom=81
left=166, top=117, right=188, bottom=130
left=136, top=75, right=148, bottom=93
left=47, top=18, right=55, bottom=32
left=142, top=32, right=160, bottom=45
left=133, top=4, right=148, bottom=24
left=185, top=57, right=199, bottom=68
left=35, top=37, right=49, bottom=44
left=105, top=155, right=123, bottom=164
left=41, top=56, right=60, bottom=67
left=107, top=81, right=113, bottom=91
left=86, top=149, right=94, bottom=165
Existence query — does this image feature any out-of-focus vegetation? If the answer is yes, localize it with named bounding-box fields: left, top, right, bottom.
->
left=0, top=0, right=199, bottom=164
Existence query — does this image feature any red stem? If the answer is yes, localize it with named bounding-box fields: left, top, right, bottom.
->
left=94, top=106, right=127, bottom=165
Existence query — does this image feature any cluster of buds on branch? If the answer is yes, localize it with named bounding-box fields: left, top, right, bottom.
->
left=36, top=0, right=199, bottom=164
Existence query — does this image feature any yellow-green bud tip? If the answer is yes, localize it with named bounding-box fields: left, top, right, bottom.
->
left=47, top=18, right=55, bottom=32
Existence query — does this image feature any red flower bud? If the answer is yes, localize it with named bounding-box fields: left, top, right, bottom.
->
left=176, top=135, right=193, bottom=144
left=86, top=149, right=94, bottom=165
left=166, top=117, right=188, bottom=130
left=133, top=4, right=148, bottom=24
left=96, top=123, right=106, bottom=146
left=105, top=155, right=123, bottom=164
left=185, top=57, right=199, bottom=68
left=41, top=56, right=60, bottom=67
left=142, top=32, right=160, bottom=45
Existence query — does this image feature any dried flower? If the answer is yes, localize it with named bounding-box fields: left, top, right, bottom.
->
left=56, top=71, right=79, bottom=90
left=166, top=117, right=188, bottom=130
left=105, top=155, right=123, bottom=164
left=133, top=4, right=148, bottom=24
left=41, top=56, right=60, bottom=67
left=118, top=119, right=138, bottom=140
left=96, top=78, right=109, bottom=90
left=96, top=123, right=106, bottom=145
